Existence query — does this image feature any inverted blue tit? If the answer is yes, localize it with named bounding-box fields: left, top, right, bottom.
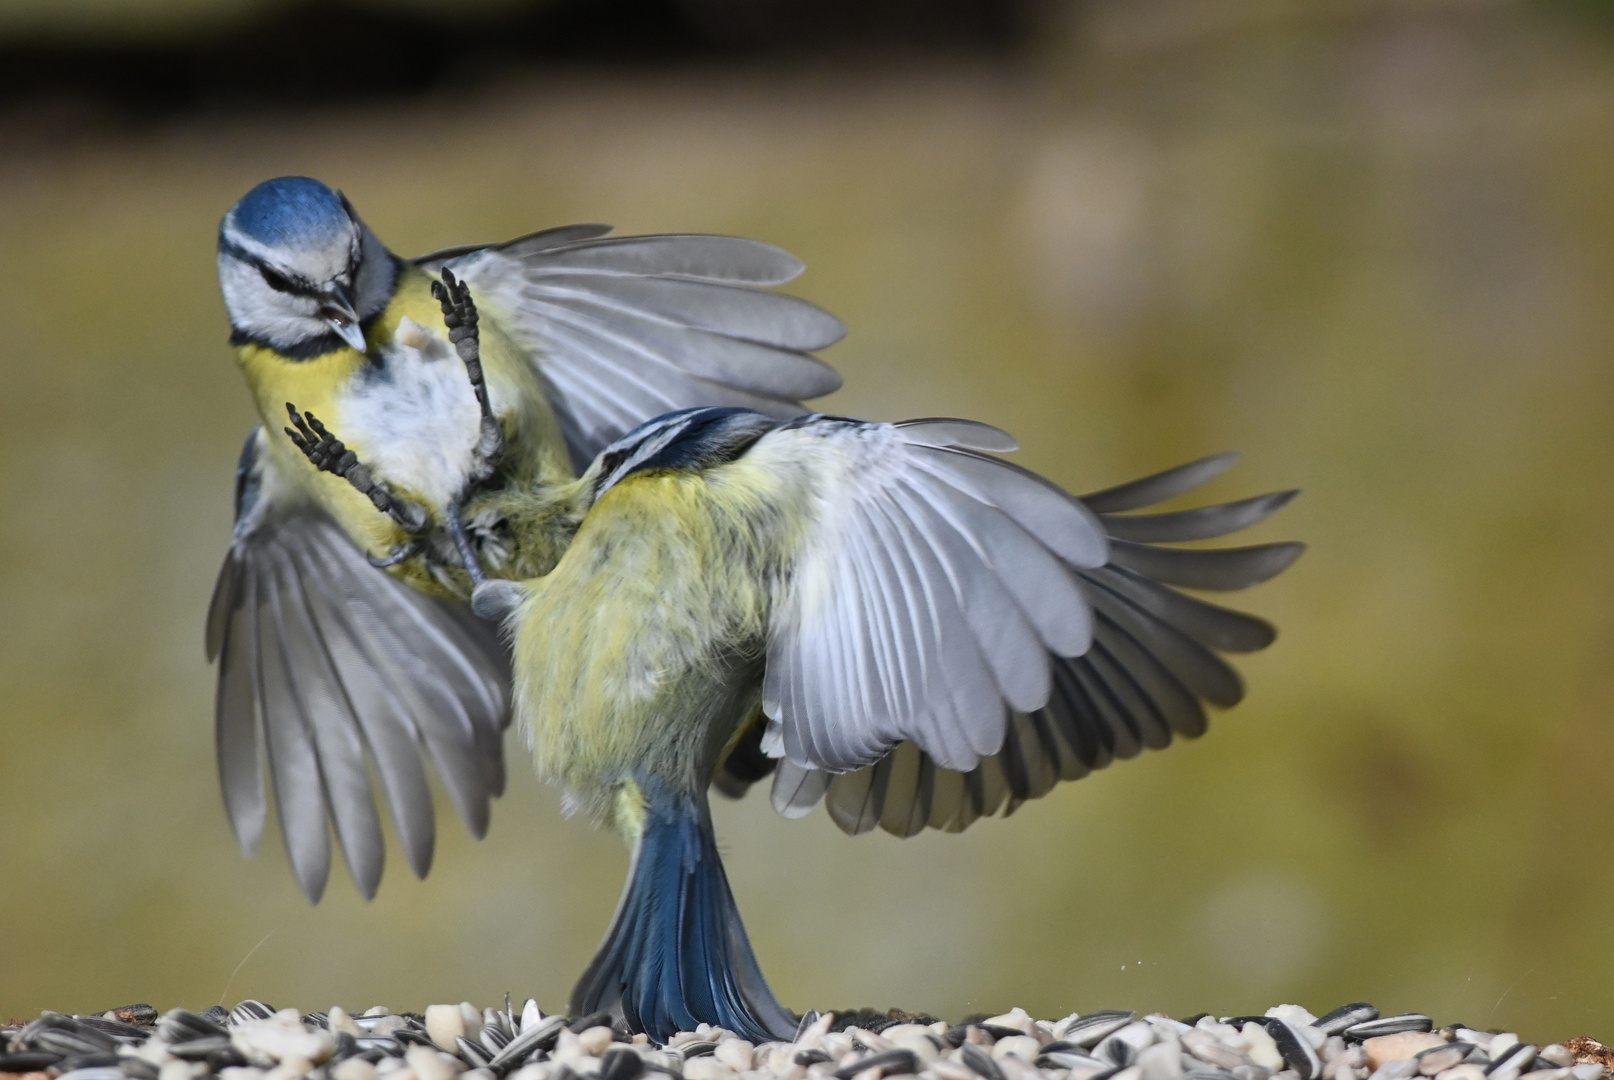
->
left=453, top=406, right=1304, bottom=1043
left=206, top=176, right=845, bottom=903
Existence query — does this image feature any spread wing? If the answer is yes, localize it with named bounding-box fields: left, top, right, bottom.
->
left=206, top=429, right=511, bottom=901
left=757, top=420, right=1303, bottom=836
left=420, top=225, right=845, bottom=471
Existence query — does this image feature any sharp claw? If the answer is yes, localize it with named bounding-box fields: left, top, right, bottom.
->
left=368, top=541, right=423, bottom=568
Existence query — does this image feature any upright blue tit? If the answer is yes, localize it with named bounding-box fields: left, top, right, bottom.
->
left=206, top=177, right=844, bottom=903
left=450, top=404, right=1304, bottom=1043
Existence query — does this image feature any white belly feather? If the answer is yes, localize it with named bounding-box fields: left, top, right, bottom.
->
left=334, top=316, right=501, bottom=512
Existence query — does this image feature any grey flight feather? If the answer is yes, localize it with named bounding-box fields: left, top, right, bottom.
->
left=208, top=432, right=510, bottom=901
left=761, top=434, right=1303, bottom=838
left=1107, top=539, right=1305, bottom=591
left=1079, top=452, right=1240, bottom=514
left=1098, top=489, right=1298, bottom=543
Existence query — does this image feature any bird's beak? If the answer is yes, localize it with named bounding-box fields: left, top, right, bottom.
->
left=320, top=284, right=367, bottom=352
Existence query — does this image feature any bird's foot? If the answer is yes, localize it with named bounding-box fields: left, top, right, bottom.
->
left=432, top=267, right=503, bottom=485
left=471, top=579, right=524, bottom=622
left=368, top=539, right=424, bottom=569
left=284, top=403, right=429, bottom=534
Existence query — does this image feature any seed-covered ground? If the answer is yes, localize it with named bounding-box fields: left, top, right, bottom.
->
left=2, top=1002, right=1610, bottom=1080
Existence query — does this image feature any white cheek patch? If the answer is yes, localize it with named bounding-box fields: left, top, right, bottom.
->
left=334, top=316, right=485, bottom=511
left=219, top=255, right=328, bottom=347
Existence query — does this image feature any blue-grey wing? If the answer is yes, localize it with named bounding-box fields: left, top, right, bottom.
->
left=422, top=226, right=844, bottom=472
left=206, top=428, right=510, bottom=901
left=758, top=426, right=1302, bottom=836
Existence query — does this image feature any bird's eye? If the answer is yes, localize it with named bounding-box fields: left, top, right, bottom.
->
left=258, top=266, right=296, bottom=293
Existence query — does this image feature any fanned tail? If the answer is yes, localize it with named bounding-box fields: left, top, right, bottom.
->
left=570, top=785, right=795, bottom=1044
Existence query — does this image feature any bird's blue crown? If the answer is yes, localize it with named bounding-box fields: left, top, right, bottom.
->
left=226, top=176, right=352, bottom=248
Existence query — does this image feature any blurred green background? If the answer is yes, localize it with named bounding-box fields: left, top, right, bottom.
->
left=3, top=0, right=1614, bottom=1046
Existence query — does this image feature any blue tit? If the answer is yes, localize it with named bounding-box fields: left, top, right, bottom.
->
left=206, top=176, right=845, bottom=903
left=450, top=405, right=1304, bottom=1043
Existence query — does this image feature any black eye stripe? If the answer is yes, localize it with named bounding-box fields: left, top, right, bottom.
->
left=258, top=265, right=300, bottom=293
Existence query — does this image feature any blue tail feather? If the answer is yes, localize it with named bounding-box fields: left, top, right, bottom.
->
left=571, top=785, right=796, bottom=1043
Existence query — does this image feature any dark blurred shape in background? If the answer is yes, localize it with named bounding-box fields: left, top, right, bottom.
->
left=4, top=0, right=1614, bottom=1049
left=0, top=0, right=1036, bottom=121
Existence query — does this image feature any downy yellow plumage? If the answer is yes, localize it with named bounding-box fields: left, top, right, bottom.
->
left=510, top=463, right=803, bottom=816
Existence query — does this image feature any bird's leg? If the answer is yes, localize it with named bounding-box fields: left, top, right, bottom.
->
left=283, top=403, right=429, bottom=535
left=431, top=267, right=503, bottom=590
left=433, top=267, right=503, bottom=485
left=442, top=503, right=487, bottom=589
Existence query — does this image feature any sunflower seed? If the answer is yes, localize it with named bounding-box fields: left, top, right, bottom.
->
left=1097, top=1022, right=1160, bottom=1068
left=1345, top=1017, right=1433, bottom=1041
left=157, top=1010, right=226, bottom=1043
left=1489, top=1045, right=1539, bottom=1080
left=1267, top=1021, right=1322, bottom=1080
left=1416, top=1045, right=1473, bottom=1075
left=1063, top=1014, right=1140, bottom=1050
left=1103, top=1040, right=1139, bottom=1067
left=34, top=1030, right=117, bottom=1057
left=169, top=1036, right=234, bottom=1061
left=601, top=1047, right=646, bottom=1080
left=356, top=1036, right=403, bottom=1056
left=331, top=1032, right=360, bottom=1061
left=480, top=1023, right=512, bottom=1054
left=230, top=1002, right=277, bottom=1025
left=1312, top=1007, right=1379, bottom=1038
left=834, top=1048, right=919, bottom=1080
left=487, top=1015, right=567, bottom=1069
left=456, top=1036, right=493, bottom=1068
left=959, top=1042, right=1004, bottom=1080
